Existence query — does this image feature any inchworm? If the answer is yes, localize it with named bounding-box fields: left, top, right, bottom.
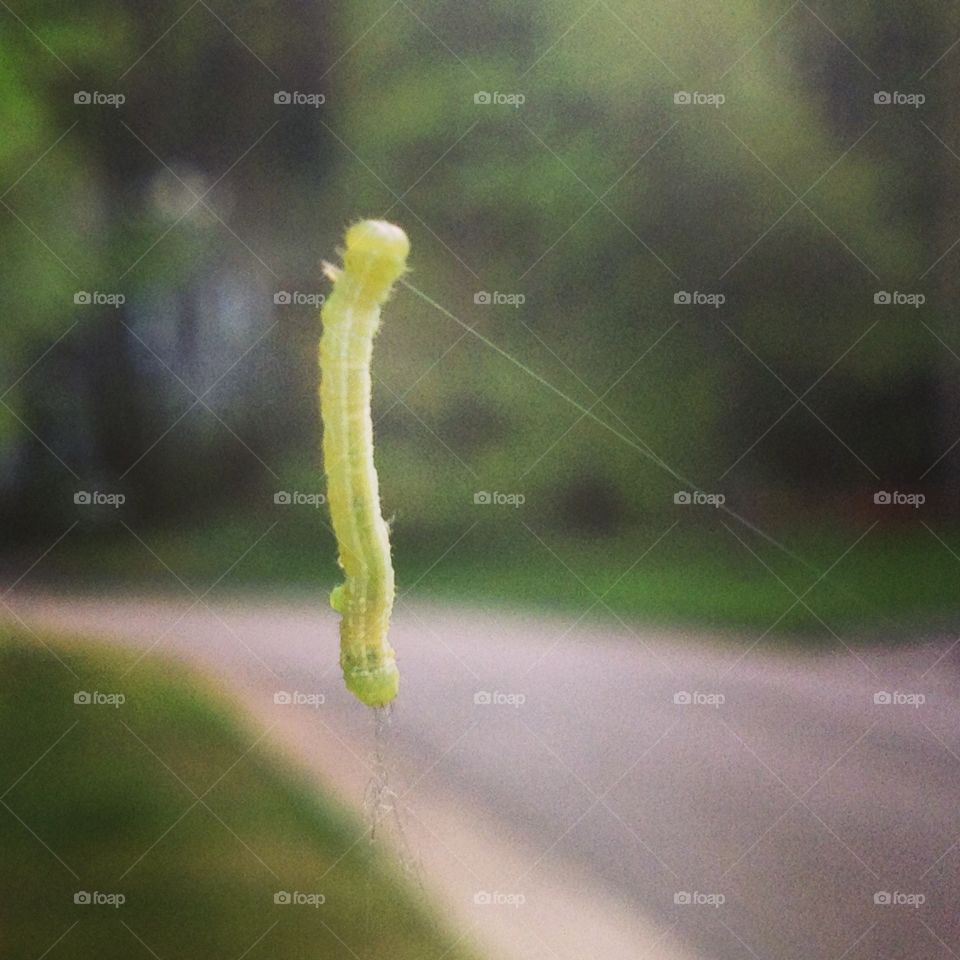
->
left=320, top=220, right=409, bottom=707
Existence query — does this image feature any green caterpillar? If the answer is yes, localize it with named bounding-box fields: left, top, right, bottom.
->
left=319, top=220, right=409, bottom=707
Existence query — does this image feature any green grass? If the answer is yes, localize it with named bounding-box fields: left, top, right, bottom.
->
left=37, top=514, right=960, bottom=638
left=411, top=527, right=958, bottom=640
left=0, top=634, right=482, bottom=960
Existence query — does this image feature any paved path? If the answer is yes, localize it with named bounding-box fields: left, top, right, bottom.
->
left=10, top=591, right=960, bottom=960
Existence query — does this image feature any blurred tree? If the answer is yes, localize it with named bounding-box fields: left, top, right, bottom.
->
left=1, top=0, right=335, bottom=536
left=2, top=0, right=957, bottom=553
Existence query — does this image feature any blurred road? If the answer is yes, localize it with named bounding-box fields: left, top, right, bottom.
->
left=10, top=592, right=960, bottom=960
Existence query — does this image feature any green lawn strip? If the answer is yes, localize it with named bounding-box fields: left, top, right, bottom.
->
left=0, top=634, right=483, bottom=960
left=38, top=518, right=960, bottom=636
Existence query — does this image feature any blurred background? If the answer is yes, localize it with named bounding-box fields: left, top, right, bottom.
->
left=3, top=2, right=960, bottom=960
left=3, top=0, right=960, bottom=630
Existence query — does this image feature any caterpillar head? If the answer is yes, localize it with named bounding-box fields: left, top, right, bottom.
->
left=341, top=220, right=410, bottom=303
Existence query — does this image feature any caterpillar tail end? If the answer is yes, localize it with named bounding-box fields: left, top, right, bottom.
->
left=342, top=658, right=400, bottom=708
left=330, top=585, right=400, bottom=707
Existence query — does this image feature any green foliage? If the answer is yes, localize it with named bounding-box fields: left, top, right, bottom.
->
left=313, top=0, right=949, bottom=540
left=3, top=1, right=956, bottom=629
